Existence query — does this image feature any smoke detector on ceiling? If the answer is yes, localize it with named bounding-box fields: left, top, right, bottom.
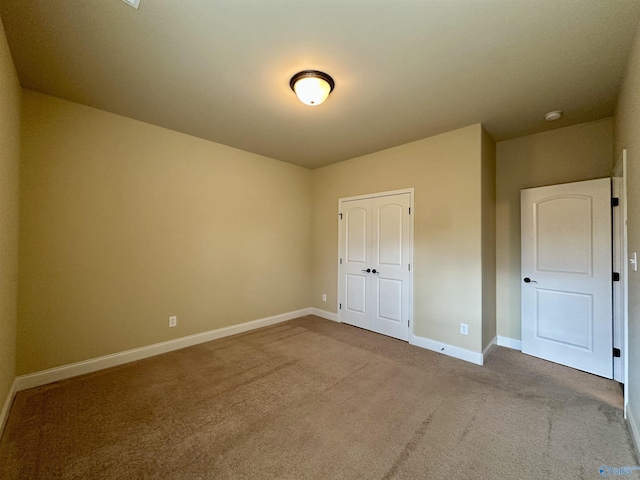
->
left=544, top=111, right=563, bottom=121
left=121, top=0, right=140, bottom=9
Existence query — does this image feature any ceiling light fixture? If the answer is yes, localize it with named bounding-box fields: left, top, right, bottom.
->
left=544, top=110, right=563, bottom=121
left=290, top=70, right=335, bottom=106
left=120, top=0, right=141, bottom=8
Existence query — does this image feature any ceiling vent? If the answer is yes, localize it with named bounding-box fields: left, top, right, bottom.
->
left=121, top=0, right=140, bottom=9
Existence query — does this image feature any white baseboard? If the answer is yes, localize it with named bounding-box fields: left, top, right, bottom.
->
left=483, top=337, right=497, bottom=361
left=309, top=308, right=339, bottom=322
left=10, top=311, right=515, bottom=393
left=410, top=335, right=484, bottom=366
left=15, top=308, right=312, bottom=392
left=0, top=379, right=17, bottom=437
left=627, top=402, right=640, bottom=460
left=497, top=336, right=522, bottom=351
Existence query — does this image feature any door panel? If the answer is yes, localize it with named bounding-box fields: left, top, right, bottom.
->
left=370, top=194, right=411, bottom=340
left=521, top=178, right=612, bottom=378
left=377, top=278, right=403, bottom=322
left=340, top=199, right=372, bottom=330
left=536, top=289, right=592, bottom=350
left=346, top=207, right=368, bottom=264
left=377, top=204, right=403, bottom=266
left=536, top=196, right=592, bottom=274
left=339, top=192, right=412, bottom=341
left=346, top=274, right=367, bottom=314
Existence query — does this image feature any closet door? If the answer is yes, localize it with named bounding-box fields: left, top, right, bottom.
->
left=339, top=192, right=412, bottom=341
left=370, top=193, right=411, bottom=340
left=340, top=198, right=373, bottom=331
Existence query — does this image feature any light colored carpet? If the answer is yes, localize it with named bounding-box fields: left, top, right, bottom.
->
left=0, top=315, right=637, bottom=479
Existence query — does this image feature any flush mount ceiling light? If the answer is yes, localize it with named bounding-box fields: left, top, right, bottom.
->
left=544, top=110, right=563, bottom=121
left=120, top=0, right=141, bottom=8
left=290, top=70, right=335, bottom=106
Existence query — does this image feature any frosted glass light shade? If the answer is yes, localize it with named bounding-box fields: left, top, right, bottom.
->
left=290, top=71, right=335, bottom=106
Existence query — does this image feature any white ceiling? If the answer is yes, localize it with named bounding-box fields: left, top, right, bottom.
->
left=1, top=1, right=640, bottom=169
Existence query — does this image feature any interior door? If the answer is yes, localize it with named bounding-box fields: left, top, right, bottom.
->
left=340, top=197, right=372, bottom=331
left=370, top=194, right=411, bottom=340
left=521, top=178, right=613, bottom=378
left=339, top=192, right=412, bottom=341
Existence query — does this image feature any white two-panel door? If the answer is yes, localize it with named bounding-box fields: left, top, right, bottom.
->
left=521, top=178, right=613, bottom=378
left=339, top=192, right=412, bottom=341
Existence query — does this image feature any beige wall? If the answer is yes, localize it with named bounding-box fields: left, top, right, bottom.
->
left=0, top=18, right=20, bottom=414
left=495, top=118, right=613, bottom=341
left=312, top=124, right=490, bottom=352
left=17, top=91, right=312, bottom=375
left=481, top=128, right=496, bottom=350
left=614, top=22, right=640, bottom=435
left=7, top=51, right=623, bottom=381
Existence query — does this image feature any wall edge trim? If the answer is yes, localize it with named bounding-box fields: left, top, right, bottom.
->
left=410, top=335, right=484, bottom=366
left=14, top=308, right=312, bottom=391
left=0, top=379, right=17, bottom=437
left=497, top=336, right=522, bottom=351
left=309, top=308, right=339, bottom=322
left=627, top=403, right=640, bottom=461
left=483, top=336, right=498, bottom=362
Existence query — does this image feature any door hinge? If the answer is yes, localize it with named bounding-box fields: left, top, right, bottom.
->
left=339, top=303, right=342, bottom=310
left=339, top=213, right=343, bottom=219
left=408, top=319, right=410, bottom=327
left=613, top=347, right=621, bottom=358
left=612, top=197, right=620, bottom=207
left=340, top=258, right=342, bottom=264
left=409, top=207, right=411, bottom=214
left=613, top=272, right=620, bottom=282
left=408, top=263, right=411, bottom=271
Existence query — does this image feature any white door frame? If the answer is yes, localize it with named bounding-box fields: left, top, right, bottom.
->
left=337, top=188, right=415, bottom=341
left=613, top=149, right=629, bottom=414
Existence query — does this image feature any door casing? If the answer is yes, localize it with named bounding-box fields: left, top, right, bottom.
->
left=613, top=149, right=628, bottom=411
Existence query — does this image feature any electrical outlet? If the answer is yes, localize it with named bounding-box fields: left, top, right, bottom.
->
left=169, top=316, right=177, bottom=327
left=322, top=294, right=327, bottom=302
left=460, top=323, right=468, bottom=335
